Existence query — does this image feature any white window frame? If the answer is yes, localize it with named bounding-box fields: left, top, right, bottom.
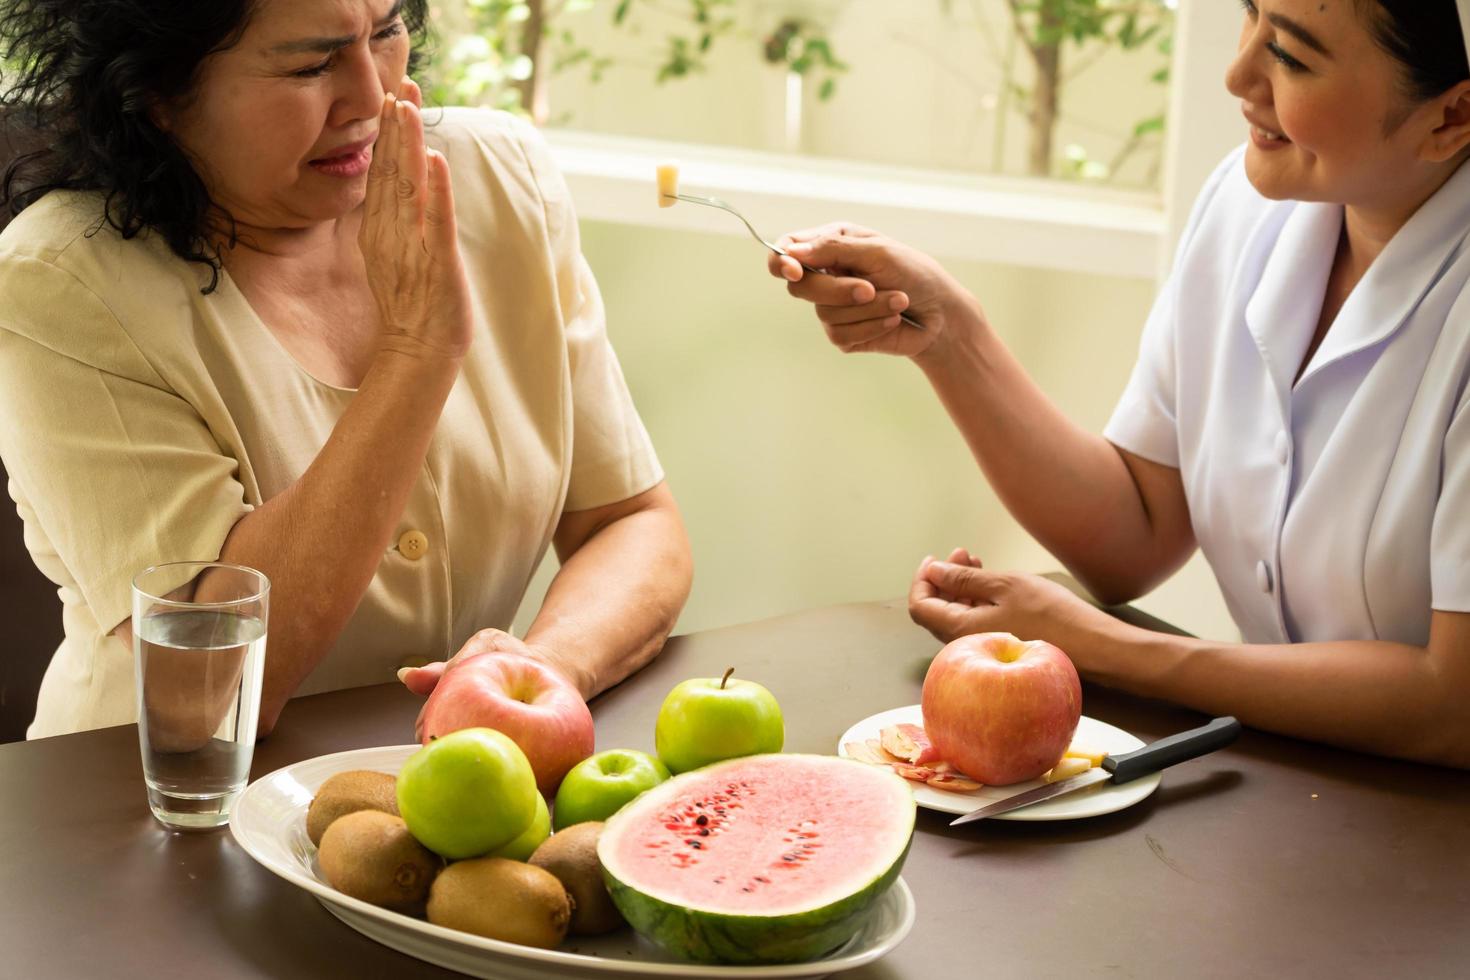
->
left=543, top=3, right=1240, bottom=284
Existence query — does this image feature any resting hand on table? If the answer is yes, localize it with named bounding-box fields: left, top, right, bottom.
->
left=766, top=222, right=973, bottom=358
left=908, top=550, right=1111, bottom=651
left=396, top=629, right=582, bottom=741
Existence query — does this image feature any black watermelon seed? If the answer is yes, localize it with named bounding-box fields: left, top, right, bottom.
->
left=698, top=828, right=710, bottom=836
left=690, top=841, right=703, bottom=849
left=695, top=815, right=709, bottom=826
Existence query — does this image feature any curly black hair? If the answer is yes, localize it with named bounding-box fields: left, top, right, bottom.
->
left=0, top=0, right=431, bottom=292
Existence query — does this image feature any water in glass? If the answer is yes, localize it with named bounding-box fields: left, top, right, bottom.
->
left=136, top=609, right=267, bottom=829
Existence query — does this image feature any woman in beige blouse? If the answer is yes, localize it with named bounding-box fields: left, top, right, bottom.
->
left=0, top=0, right=692, bottom=738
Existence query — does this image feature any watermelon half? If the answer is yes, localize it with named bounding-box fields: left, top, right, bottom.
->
left=597, top=753, right=915, bottom=964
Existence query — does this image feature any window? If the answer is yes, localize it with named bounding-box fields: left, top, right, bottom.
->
left=425, top=1, right=1178, bottom=190
left=424, top=0, right=1241, bottom=280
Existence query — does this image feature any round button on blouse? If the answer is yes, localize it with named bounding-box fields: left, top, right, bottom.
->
left=398, top=530, right=430, bottom=561
left=1256, top=560, right=1274, bottom=595
left=1274, top=431, right=1290, bottom=466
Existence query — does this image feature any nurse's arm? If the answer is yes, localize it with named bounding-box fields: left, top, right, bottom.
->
left=520, top=481, right=693, bottom=700
left=1078, top=608, right=1470, bottom=768
left=916, top=302, right=1198, bottom=604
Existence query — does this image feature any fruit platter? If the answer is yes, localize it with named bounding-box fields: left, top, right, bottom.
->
left=230, top=744, right=916, bottom=980
left=231, top=660, right=918, bottom=979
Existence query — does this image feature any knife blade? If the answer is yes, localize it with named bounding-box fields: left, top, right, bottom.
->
left=949, top=715, right=1242, bottom=826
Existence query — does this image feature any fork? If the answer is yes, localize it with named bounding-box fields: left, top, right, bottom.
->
left=665, top=192, right=926, bottom=331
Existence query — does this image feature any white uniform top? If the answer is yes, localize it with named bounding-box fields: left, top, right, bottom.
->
left=1105, top=147, right=1470, bottom=645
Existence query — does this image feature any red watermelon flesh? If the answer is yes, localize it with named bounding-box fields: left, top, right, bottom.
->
left=599, top=754, right=915, bottom=963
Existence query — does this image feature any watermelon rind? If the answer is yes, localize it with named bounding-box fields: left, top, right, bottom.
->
left=598, top=754, right=915, bottom=965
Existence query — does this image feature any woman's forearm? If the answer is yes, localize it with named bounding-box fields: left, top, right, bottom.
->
left=914, top=301, right=1187, bottom=600
left=220, top=348, right=460, bottom=733
left=523, top=496, right=693, bottom=700
left=1067, top=611, right=1470, bottom=768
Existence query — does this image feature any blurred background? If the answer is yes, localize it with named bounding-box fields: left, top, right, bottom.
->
left=414, top=0, right=1250, bottom=642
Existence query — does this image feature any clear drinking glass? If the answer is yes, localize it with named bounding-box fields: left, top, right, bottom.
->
left=132, top=562, right=270, bottom=830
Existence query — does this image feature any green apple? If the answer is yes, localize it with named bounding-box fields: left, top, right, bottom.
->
left=553, top=748, right=671, bottom=830
left=491, top=792, right=551, bottom=861
left=396, top=727, right=538, bottom=859
left=654, top=667, right=784, bottom=774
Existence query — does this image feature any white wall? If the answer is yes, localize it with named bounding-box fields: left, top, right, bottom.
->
left=514, top=220, right=1239, bottom=643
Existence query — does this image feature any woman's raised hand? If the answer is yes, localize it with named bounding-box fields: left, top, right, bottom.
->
left=360, top=79, right=474, bottom=364
left=766, top=222, right=975, bottom=359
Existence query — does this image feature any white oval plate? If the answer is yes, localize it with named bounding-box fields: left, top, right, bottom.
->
left=230, top=744, right=916, bottom=980
left=836, top=705, right=1160, bottom=822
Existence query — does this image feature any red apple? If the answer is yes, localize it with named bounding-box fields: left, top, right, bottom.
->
left=920, top=632, right=1082, bottom=786
left=420, top=652, right=595, bottom=796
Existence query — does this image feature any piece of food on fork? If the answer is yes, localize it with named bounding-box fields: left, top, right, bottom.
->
left=657, top=161, right=680, bottom=208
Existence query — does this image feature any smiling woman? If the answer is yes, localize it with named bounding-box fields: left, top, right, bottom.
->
left=0, top=0, right=693, bottom=740
left=761, top=0, right=1470, bottom=767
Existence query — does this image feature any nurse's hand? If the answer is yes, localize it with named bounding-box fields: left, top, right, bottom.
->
left=397, top=629, right=581, bottom=742
left=360, top=78, right=474, bottom=364
left=908, top=553, right=1106, bottom=647
left=766, top=223, right=975, bottom=359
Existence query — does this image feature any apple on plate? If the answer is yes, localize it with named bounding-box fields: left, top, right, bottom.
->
left=553, top=748, right=670, bottom=830
left=921, top=632, right=1081, bottom=786
left=654, top=667, right=784, bottom=774
left=419, top=651, right=595, bottom=796
left=397, top=727, right=539, bottom=859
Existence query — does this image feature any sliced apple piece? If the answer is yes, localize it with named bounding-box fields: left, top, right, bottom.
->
left=1064, top=744, right=1106, bottom=767
left=892, top=763, right=939, bottom=783
left=843, top=741, right=890, bottom=766
left=879, top=723, right=944, bottom=765
left=1042, top=757, right=1093, bottom=783
left=656, top=162, right=680, bottom=208
left=926, top=772, right=983, bottom=792
left=864, top=738, right=905, bottom=765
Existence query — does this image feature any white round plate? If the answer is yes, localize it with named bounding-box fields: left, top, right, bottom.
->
left=836, top=706, right=1160, bottom=822
left=230, top=744, right=916, bottom=980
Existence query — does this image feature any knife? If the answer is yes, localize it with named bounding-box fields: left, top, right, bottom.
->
left=949, top=716, right=1242, bottom=826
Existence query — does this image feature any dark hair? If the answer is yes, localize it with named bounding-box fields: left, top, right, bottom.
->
left=1362, top=0, right=1470, bottom=102
left=0, top=0, right=430, bottom=292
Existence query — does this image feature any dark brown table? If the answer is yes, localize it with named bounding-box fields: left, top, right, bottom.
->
left=5, top=600, right=1469, bottom=979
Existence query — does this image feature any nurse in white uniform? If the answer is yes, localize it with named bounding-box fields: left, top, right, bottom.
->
left=770, top=0, right=1470, bottom=767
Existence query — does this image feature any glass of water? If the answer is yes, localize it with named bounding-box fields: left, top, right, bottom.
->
left=132, top=562, right=270, bottom=830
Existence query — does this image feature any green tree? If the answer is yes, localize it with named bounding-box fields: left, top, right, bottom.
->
left=996, top=0, right=1173, bottom=177
left=424, top=0, right=844, bottom=124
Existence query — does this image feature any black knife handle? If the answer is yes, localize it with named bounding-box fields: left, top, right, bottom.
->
left=1101, top=716, right=1242, bottom=784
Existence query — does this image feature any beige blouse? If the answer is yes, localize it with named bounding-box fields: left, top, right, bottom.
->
left=0, top=108, right=663, bottom=738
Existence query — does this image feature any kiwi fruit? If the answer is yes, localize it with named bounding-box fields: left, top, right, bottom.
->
left=426, top=857, right=572, bottom=948
left=528, top=822, right=625, bottom=935
left=317, top=810, right=439, bottom=910
left=307, top=770, right=399, bottom=846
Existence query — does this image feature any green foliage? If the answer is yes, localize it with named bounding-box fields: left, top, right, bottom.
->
left=420, top=0, right=845, bottom=119
left=763, top=18, right=846, bottom=101
left=1007, top=0, right=1174, bottom=181
left=421, top=0, right=1170, bottom=187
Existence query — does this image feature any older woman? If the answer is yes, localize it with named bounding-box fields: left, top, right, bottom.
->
left=0, top=0, right=692, bottom=738
left=770, top=0, right=1470, bottom=767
